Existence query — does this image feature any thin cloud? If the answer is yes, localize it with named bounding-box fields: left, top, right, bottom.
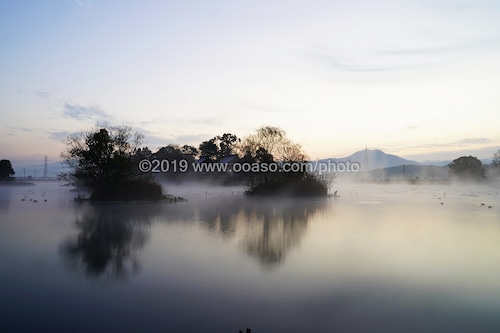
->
left=239, top=101, right=293, bottom=114
left=134, top=128, right=206, bottom=148
left=74, top=0, right=94, bottom=13
left=2, top=126, right=33, bottom=137
left=410, top=137, right=491, bottom=149
left=314, top=53, right=439, bottom=73
left=131, top=121, right=220, bottom=149
left=404, top=125, right=418, bottom=130
left=47, top=130, right=73, bottom=142
left=124, top=125, right=170, bottom=148
left=184, top=115, right=226, bottom=126
left=381, top=38, right=500, bottom=58
left=35, top=90, right=51, bottom=99
left=309, top=35, right=500, bottom=76
left=5, top=127, right=74, bottom=142
left=425, top=0, right=500, bottom=13
left=456, top=138, right=491, bottom=145
left=139, top=118, right=170, bottom=126
left=62, top=103, right=110, bottom=121
left=5, top=126, right=33, bottom=133
left=172, top=134, right=211, bottom=144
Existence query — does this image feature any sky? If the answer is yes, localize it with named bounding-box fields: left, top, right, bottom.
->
left=1, top=0, right=500, bottom=168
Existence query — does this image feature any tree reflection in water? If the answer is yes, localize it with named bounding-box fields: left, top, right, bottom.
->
left=61, top=204, right=160, bottom=281
left=61, top=196, right=328, bottom=279
left=198, top=198, right=327, bottom=269
left=242, top=202, right=320, bottom=267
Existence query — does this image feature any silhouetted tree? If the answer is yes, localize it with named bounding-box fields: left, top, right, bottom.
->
left=217, top=133, right=240, bottom=159
left=254, top=147, right=274, bottom=163
left=148, top=144, right=197, bottom=179
left=241, top=126, right=326, bottom=196
left=199, top=134, right=240, bottom=161
left=0, top=159, right=15, bottom=179
left=449, top=156, right=484, bottom=180
left=180, top=144, right=199, bottom=156
left=134, top=147, right=152, bottom=160
left=154, top=145, right=184, bottom=161
left=239, top=126, right=306, bottom=162
left=199, top=138, right=219, bottom=160
left=493, top=149, right=500, bottom=167
left=61, top=125, right=163, bottom=200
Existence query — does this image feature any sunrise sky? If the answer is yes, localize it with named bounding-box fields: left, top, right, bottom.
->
left=1, top=0, right=500, bottom=167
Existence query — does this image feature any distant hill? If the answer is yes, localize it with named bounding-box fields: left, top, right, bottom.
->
left=420, top=160, right=451, bottom=167
left=421, top=158, right=492, bottom=167
left=368, top=164, right=449, bottom=181
left=319, top=149, right=420, bottom=171
left=315, top=149, right=500, bottom=181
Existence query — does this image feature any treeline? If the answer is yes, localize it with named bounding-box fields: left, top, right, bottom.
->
left=134, top=127, right=331, bottom=196
left=61, top=125, right=331, bottom=200
left=133, top=133, right=241, bottom=181
left=135, top=132, right=240, bottom=163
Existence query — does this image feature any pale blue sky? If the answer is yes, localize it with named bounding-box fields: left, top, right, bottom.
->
left=1, top=0, right=500, bottom=164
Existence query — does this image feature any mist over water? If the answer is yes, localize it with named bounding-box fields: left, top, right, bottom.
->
left=1, top=180, right=499, bottom=332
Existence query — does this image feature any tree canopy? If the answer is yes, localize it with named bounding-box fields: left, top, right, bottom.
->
left=493, top=149, right=500, bottom=167
left=61, top=125, right=163, bottom=200
left=199, top=138, right=219, bottom=160
left=449, top=156, right=484, bottom=180
left=239, top=126, right=306, bottom=162
left=60, top=124, right=328, bottom=197
left=199, top=133, right=240, bottom=161
left=239, top=126, right=327, bottom=197
left=0, top=159, right=15, bottom=179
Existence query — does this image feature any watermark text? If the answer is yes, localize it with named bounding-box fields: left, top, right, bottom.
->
left=138, top=159, right=360, bottom=174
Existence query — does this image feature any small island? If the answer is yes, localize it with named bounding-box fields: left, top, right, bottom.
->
left=239, top=126, right=329, bottom=197
left=60, top=124, right=330, bottom=201
left=61, top=125, right=168, bottom=201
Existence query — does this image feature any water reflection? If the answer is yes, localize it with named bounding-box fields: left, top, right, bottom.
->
left=4, top=183, right=499, bottom=332
left=60, top=195, right=328, bottom=281
left=60, top=203, right=161, bottom=280
left=0, top=183, right=24, bottom=211
left=240, top=200, right=325, bottom=267
left=0, top=185, right=13, bottom=211
left=195, top=198, right=328, bottom=268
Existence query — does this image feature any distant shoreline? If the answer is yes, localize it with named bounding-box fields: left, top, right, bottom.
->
left=73, top=194, right=187, bottom=204
left=0, top=180, right=35, bottom=186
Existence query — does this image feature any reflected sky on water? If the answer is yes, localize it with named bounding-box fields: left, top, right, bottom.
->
left=1, top=181, right=500, bottom=332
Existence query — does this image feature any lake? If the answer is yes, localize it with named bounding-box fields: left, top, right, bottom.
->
left=1, top=180, right=499, bottom=332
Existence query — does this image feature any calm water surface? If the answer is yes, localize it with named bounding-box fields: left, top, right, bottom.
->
left=1, top=181, right=499, bottom=332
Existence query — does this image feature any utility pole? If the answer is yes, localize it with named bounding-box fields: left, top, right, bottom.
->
left=44, top=155, right=48, bottom=179
left=363, top=145, right=370, bottom=181
left=364, top=145, right=369, bottom=172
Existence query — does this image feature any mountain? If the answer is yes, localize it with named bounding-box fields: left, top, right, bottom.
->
left=319, top=149, right=419, bottom=171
